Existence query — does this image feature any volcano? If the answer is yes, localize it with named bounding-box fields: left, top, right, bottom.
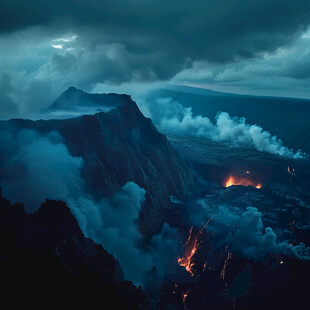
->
left=0, top=87, right=194, bottom=234
left=0, top=88, right=310, bottom=310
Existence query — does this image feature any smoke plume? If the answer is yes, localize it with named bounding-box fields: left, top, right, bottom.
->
left=195, top=201, right=310, bottom=261
left=146, top=97, right=306, bottom=159
left=0, top=129, right=84, bottom=211
left=0, top=128, right=180, bottom=286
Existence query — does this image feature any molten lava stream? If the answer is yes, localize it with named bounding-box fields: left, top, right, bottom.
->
left=224, top=175, right=262, bottom=189
left=178, top=227, right=199, bottom=276
left=182, top=290, right=190, bottom=304
left=178, top=220, right=212, bottom=276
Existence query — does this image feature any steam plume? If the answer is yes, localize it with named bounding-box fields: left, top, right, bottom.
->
left=196, top=201, right=310, bottom=261
left=0, top=128, right=180, bottom=286
left=146, top=97, right=306, bottom=159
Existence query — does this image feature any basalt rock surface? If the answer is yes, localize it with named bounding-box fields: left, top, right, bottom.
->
left=0, top=88, right=194, bottom=235
left=0, top=189, right=150, bottom=309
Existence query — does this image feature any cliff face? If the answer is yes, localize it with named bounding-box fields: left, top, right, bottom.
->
left=48, top=86, right=127, bottom=111
left=0, top=88, right=194, bottom=234
left=0, top=189, right=149, bottom=309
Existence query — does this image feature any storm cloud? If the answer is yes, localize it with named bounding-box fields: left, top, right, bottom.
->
left=1, top=1, right=310, bottom=116
left=1, top=0, right=310, bottom=62
left=174, top=30, right=310, bottom=99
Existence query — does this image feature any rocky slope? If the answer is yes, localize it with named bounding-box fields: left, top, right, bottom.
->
left=0, top=189, right=150, bottom=309
left=0, top=88, right=194, bottom=235
left=159, top=185, right=310, bottom=309
left=47, top=86, right=129, bottom=115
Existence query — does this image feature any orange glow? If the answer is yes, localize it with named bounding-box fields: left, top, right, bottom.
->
left=220, top=251, right=232, bottom=281
left=182, top=290, right=190, bottom=304
left=178, top=227, right=198, bottom=276
left=224, top=176, right=262, bottom=189
left=288, top=166, right=295, bottom=175
left=178, top=219, right=212, bottom=276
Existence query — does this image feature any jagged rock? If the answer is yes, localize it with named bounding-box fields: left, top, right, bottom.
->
left=0, top=190, right=150, bottom=309
left=0, top=87, right=194, bottom=234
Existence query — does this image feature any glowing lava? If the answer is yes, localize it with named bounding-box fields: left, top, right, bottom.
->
left=182, top=290, right=190, bottom=304
left=220, top=250, right=232, bottom=282
left=224, top=176, right=262, bottom=189
left=178, top=219, right=212, bottom=276
left=288, top=166, right=295, bottom=175
left=288, top=166, right=295, bottom=182
left=178, top=227, right=198, bottom=276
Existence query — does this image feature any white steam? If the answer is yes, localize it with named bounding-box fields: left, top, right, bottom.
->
left=0, top=129, right=84, bottom=211
left=69, top=183, right=180, bottom=286
left=146, top=97, right=306, bottom=159
left=0, top=129, right=180, bottom=286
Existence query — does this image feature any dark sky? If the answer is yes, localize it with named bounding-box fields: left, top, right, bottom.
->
left=1, top=0, right=310, bottom=117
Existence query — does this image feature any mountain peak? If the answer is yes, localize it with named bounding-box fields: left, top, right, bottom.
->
left=48, top=87, right=133, bottom=114
left=66, top=86, right=78, bottom=92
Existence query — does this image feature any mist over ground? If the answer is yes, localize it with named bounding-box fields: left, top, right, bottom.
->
left=193, top=200, right=310, bottom=261
left=141, top=96, right=306, bottom=159
left=0, top=128, right=181, bottom=287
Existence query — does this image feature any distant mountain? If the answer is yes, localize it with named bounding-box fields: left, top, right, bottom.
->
left=0, top=189, right=150, bottom=309
left=0, top=87, right=194, bottom=234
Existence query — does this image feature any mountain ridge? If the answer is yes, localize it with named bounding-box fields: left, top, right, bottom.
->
left=0, top=88, right=194, bottom=235
left=0, top=188, right=150, bottom=309
left=48, top=86, right=132, bottom=112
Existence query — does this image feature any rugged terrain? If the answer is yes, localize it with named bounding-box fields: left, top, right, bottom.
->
left=0, top=88, right=194, bottom=235
left=1, top=88, right=309, bottom=309
left=0, top=189, right=150, bottom=309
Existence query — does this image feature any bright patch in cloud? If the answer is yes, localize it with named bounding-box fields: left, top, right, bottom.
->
left=51, top=44, right=63, bottom=49
left=55, top=35, right=78, bottom=42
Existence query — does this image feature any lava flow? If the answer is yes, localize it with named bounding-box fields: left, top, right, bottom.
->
left=182, top=290, right=191, bottom=304
left=220, top=250, right=232, bottom=282
left=288, top=166, right=295, bottom=182
left=224, top=175, right=262, bottom=189
left=178, top=227, right=198, bottom=276
left=178, top=219, right=212, bottom=276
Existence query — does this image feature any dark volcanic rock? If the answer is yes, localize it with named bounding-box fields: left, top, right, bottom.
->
left=161, top=185, right=310, bottom=309
left=0, top=189, right=150, bottom=309
left=0, top=88, right=194, bottom=235
left=48, top=86, right=128, bottom=111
